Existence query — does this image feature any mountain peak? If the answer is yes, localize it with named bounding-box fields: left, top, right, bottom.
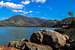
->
left=7, top=15, right=28, bottom=21
left=10, top=15, right=25, bottom=19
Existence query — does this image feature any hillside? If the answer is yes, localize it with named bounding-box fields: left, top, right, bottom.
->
left=0, top=15, right=61, bottom=27
left=0, top=15, right=47, bottom=26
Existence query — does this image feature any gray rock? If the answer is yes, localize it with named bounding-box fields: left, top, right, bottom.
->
left=30, top=30, right=70, bottom=49
left=8, top=41, right=52, bottom=50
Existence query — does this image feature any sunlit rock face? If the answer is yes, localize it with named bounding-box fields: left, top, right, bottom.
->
left=30, top=30, right=70, bottom=48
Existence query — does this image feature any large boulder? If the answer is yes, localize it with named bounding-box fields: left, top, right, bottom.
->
left=30, top=30, right=70, bottom=49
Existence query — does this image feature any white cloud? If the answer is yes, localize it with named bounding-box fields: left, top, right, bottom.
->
left=12, top=9, right=33, bottom=14
left=0, top=1, right=24, bottom=9
left=21, top=0, right=30, bottom=5
left=12, top=10, right=23, bottom=12
left=41, top=17, right=48, bottom=19
left=29, top=10, right=33, bottom=13
left=23, top=10, right=33, bottom=14
left=21, top=0, right=46, bottom=4
left=31, top=0, right=46, bottom=3
left=20, top=10, right=32, bottom=14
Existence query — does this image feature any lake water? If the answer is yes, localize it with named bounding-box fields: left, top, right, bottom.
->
left=0, top=27, right=59, bottom=45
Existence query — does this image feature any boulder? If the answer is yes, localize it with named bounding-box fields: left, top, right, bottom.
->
left=30, top=30, right=43, bottom=44
left=22, top=42, right=52, bottom=50
left=8, top=40, right=52, bottom=50
left=30, top=30, right=70, bottom=49
left=8, top=41, right=19, bottom=47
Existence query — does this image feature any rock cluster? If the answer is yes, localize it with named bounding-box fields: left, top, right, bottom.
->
left=8, top=40, right=52, bottom=50
left=8, top=30, right=71, bottom=50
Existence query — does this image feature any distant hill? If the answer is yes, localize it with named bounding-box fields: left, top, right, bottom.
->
left=0, top=15, right=47, bottom=26
left=0, top=15, right=61, bottom=27
left=63, top=17, right=75, bottom=22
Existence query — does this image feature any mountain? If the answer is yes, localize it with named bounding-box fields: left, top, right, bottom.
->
left=0, top=15, right=48, bottom=26
left=0, top=15, right=60, bottom=27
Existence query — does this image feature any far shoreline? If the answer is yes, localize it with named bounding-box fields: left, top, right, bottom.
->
left=0, top=26, right=62, bottom=28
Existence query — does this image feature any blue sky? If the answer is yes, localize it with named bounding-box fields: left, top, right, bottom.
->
left=0, top=0, right=75, bottom=20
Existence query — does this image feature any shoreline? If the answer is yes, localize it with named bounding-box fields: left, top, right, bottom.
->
left=0, top=28, right=75, bottom=50
left=0, top=26, right=62, bottom=28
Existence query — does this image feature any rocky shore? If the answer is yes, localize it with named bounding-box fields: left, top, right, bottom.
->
left=6, top=29, right=75, bottom=50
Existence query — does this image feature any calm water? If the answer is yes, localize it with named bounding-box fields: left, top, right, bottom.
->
left=0, top=27, right=59, bottom=45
